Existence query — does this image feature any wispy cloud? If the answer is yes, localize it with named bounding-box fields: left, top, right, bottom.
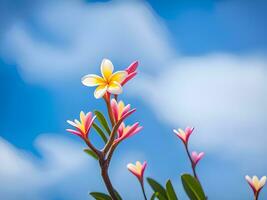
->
left=0, top=134, right=146, bottom=200
left=129, top=53, right=267, bottom=166
left=1, top=0, right=174, bottom=86
left=0, top=134, right=96, bottom=200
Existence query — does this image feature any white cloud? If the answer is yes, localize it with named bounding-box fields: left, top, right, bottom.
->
left=1, top=0, right=267, bottom=198
left=129, top=54, right=267, bottom=162
left=0, top=0, right=175, bottom=86
left=0, top=134, right=146, bottom=200
left=0, top=134, right=97, bottom=200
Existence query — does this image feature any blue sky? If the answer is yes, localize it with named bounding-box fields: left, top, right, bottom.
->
left=0, top=0, right=267, bottom=199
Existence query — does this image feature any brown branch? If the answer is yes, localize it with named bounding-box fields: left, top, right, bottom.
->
left=84, top=138, right=102, bottom=159
left=100, top=159, right=118, bottom=200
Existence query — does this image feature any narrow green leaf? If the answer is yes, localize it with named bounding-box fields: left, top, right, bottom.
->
left=89, top=192, right=112, bottom=200
left=157, top=193, right=169, bottom=200
left=151, top=192, right=167, bottom=200
left=150, top=193, right=157, bottom=200
left=94, top=110, right=111, bottom=135
left=92, top=123, right=108, bottom=143
left=84, top=148, right=98, bottom=160
left=166, top=180, right=178, bottom=200
left=114, top=190, right=122, bottom=200
left=147, top=178, right=168, bottom=199
left=181, top=174, right=206, bottom=200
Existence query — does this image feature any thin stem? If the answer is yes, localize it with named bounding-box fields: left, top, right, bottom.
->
left=106, top=143, right=119, bottom=166
left=104, top=94, right=115, bottom=127
left=254, top=191, right=259, bottom=200
left=84, top=138, right=102, bottom=158
left=184, top=143, right=207, bottom=199
left=184, top=144, right=199, bottom=181
left=141, top=182, right=148, bottom=200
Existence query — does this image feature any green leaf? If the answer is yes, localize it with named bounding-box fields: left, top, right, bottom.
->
left=94, top=110, right=111, bottom=135
left=92, top=123, right=108, bottom=143
left=181, top=174, right=206, bottom=200
left=147, top=178, right=168, bottom=199
left=89, top=192, right=112, bottom=200
left=151, top=192, right=167, bottom=200
left=84, top=148, right=98, bottom=160
left=166, top=180, right=178, bottom=200
left=150, top=193, right=157, bottom=200
left=156, top=192, right=168, bottom=200
left=114, top=190, right=122, bottom=200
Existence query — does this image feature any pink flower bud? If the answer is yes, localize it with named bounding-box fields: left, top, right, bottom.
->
left=173, top=127, right=194, bottom=144
left=121, top=61, right=138, bottom=85
left=67, top=111, right=96, bottom=139
left=114, top=122, right=142, bottom=144
left=127, top=161, right=147, bottom=183
left=111, top=99, right=136, bottom=122
left=245, top=175, right=266, bottom=195
left=191, top=151, right=204, bottom=166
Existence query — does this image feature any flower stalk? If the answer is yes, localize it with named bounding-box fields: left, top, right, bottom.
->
left=184, top=144, right=199, bottom=181
left=127, top=161, right=148, bottom=200
left=245, top=175, right=266, bottom=200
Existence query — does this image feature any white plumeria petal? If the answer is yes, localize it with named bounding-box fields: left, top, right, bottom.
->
left=107, top=81, right=122, bottom=94
left=81, top=74, right=105, bottom=86
left=101, top=58, right=114, bottom=81
left=259, top=176, right=267, bottom=188
left=94, top=85, right=108, bottom=99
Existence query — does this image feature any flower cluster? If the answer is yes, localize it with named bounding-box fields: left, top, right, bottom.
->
left=66, top=58, right=266, bottom=200
left=67, top=59, right=141, bottom=200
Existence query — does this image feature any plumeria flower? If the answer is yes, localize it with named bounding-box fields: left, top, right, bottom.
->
left=127, top=161, right=147, bottom=183
left=173, top=127, right=194, bottom=144
left=66, top=111, right=96, bottom=139
left=121, top=61, right=138, bottom=86
left=245, top=175, right=266, bottom=196
left=81, top=59, right=127, bottom=99
left=111, top=99, right=136, bottom=122
left=191, top=151, right=204, bottom=166
left=114, top=122, right=142, bottom=144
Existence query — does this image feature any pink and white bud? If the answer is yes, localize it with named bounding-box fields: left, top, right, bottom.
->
left=67, top=111, right=96, bottom=139
left=127, top=161, right=147, bottom=183
left=173, top=127, right=194, bottom=144
left=114, top=122, right=142, bottom=144
left=191, top=151, right=205, bottom=166
left=121, top=61, right=138, bottom=85
left=111, top=99, right=136, bottom=122
left=245, top=175, right=266, bottom=195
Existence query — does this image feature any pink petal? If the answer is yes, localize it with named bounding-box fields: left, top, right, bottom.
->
left=185, top=127, right=194, bottom=135
left=85, top=115, right=96, bottom=138
left=121, top=108, right=136, bottom=121
left=121, top=72, right=137, bottom=85
left=111, top=99, right=119, bottom=121
left=125, top=123, right=139, bottom=137
left=117, top=123, right=125, bottom=138
left=85, top=112, right=93, bottom=130
left=126, top=61, right=138, bottom=73
left=66, top=129, right=82, bottom=137
left=141, top=161, right=147, bottom=179
left=121, top=104, right=131, bottom=118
